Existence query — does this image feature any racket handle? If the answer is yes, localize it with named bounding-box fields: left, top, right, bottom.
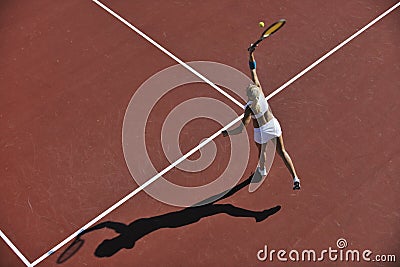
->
left=248, top=40, right=261, bottom=51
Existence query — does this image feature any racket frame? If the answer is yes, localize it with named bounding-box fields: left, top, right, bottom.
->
left=248, top=19, right=286, bottom=51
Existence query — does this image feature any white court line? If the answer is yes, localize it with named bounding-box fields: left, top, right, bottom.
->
left=29, top=115, right=244, bottom=267
left=92, top=0, right=245, bottom=109
left=267, top=1, right=400, bottom=100
left=0, top=230, right=32, bottom=266
left=2, top=1, right=397, bottom=267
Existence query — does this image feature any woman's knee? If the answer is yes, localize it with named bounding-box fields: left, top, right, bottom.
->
left=261, top=151, right=267, bottom=159
left=277, top=147, right=286, bottom=158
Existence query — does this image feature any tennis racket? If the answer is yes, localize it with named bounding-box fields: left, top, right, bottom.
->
left=248, top=19, right=286, bottom=51
left=56, top=235, right=85, bottom=263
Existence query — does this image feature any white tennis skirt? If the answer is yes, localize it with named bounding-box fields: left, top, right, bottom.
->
left=254, top=118, right=282, bottom=144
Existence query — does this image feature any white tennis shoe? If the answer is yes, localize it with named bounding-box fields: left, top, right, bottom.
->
left=257, top=166, right=267, bottom=176
left=293, top=176, right=301, bottom=190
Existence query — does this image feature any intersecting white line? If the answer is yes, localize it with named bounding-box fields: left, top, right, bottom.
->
left=266, top=1, right=400, bottom=100
left=1, top=1, right=398, bottom=267
left=0, top=230, right=32, bottom=267
left=92, top=0, right=245, bottom=109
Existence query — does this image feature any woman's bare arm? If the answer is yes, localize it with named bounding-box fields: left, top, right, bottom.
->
left=249, top=50, right=262, bottom=88
left=223, top=107, right=252, bottom=136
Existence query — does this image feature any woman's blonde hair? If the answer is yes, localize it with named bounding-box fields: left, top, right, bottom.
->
left=246, top=84, right=264, bottom=114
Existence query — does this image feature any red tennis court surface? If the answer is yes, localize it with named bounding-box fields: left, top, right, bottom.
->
left=1, top=1, right=399, bottom=266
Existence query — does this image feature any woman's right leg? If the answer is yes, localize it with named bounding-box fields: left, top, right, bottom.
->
left=275, top=135, right=300, bottom=189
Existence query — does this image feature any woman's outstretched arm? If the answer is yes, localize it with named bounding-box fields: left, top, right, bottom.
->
left=249, top=49, right=262, bottom=88
left=79, top=221, right=128, bottom=236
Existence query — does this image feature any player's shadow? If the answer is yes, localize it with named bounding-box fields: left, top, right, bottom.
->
left=67, top=174, right=281, bottom=259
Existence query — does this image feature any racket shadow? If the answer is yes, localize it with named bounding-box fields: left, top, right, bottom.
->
left=58, top=173, right=281, bottom=261
left=56, top=236, right=84, bottom=264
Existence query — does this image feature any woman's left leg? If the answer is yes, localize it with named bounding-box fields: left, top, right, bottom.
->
left=255, top=142, right=268, bottom=175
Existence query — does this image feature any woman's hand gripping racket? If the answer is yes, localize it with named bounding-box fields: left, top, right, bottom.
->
left=248, top=19, right=286, bottom=51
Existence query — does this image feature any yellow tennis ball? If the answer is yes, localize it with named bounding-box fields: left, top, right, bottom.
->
left=259, top=21, right=265, bottom=27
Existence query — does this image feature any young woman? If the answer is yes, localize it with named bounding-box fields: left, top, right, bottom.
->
left=222, top=47, right=301, bottom=190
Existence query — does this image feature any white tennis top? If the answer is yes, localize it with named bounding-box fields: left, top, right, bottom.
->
left=245, top=98, right=269, bottom=119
